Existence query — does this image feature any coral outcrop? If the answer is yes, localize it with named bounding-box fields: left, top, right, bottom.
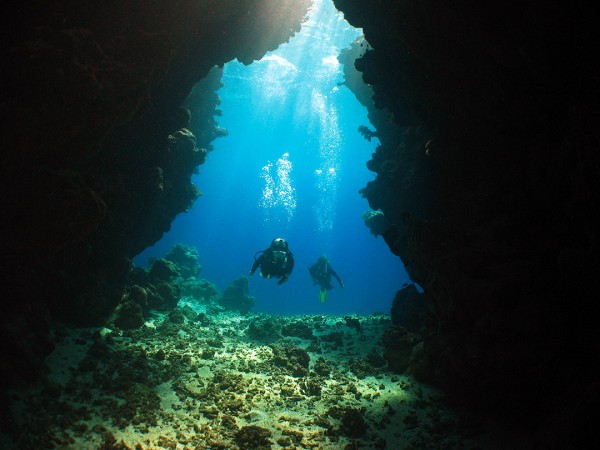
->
left=219, top=276, right=255, bottom=314
left=165, top=244, right=202, bottom=279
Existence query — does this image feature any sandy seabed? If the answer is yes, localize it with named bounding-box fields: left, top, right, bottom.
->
left=8, top=299, right=513, bottom=449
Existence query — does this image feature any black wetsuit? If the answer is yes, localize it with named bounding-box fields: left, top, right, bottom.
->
left=308, top=259, right=343, bottom=291
left=251, top=248, right=295, bottom=284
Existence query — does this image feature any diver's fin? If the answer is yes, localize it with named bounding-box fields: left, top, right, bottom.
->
left=319, top=289, right=327, bottom=303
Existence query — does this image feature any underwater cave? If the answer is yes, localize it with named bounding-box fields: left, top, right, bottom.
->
left=1, top=0, right=599, bottom=449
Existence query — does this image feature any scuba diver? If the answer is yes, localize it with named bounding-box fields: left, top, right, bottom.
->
left=249, top=238, right=295, bottom=285
left=308, top=255, right=344, bottom=302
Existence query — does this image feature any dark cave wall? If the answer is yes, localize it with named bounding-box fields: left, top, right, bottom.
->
left=335, top=0, right=600, bottom=444
left=339, top=39, right=440, bottom=230
left=0, top=0, right=311, bottom=387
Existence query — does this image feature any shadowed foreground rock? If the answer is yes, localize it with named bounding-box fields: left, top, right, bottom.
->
left=0, top=0, right=310, bottom=400
left=335, top=0, right=600, bottom=446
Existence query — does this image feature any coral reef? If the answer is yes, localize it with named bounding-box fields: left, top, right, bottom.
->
left=219, top=276, right=255, bottom=314
left=270, top=344, right=311, bottom=377
left=344, top=316, right=363, bottom=334
left=282, top=321, right=315, bottom=340
left=148, top=259, right=180, bottom=282
left=235, top=425, right=273, bottom=449
left=165, top=244, right=202, bottom=279
left=246, top=316, right=283, bottom=343
left=167, top=307, right=186, bottom=325
left=130, top=260, right=182, bottom=313
left=180, top=278, right=219, bottom=303
left=9, top=310, right=506, bottom=449
left=105, top=246, right=218, bottom=331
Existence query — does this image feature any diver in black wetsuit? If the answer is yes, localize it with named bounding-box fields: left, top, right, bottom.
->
left=249, top=238, right=295, bottom=285
left=308, top=255, right=344, bottom=302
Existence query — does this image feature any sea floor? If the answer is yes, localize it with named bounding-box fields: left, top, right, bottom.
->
left=7, top=299, right=519, bottom=449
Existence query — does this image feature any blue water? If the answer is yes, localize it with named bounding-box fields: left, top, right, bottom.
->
left=135, top=0, right=409, bottom=315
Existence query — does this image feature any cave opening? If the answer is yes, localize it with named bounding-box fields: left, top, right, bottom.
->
left=135, top=0, right=410, bottom=315
left=5, top=0, right=599, bottom=447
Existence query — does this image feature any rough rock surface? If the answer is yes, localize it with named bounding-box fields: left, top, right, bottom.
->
left=10, top=310, right=496, bottom=449
left=390, top=284, right=428, bottom=332
left=382, top=326, right=420, bottom=374
left=0, top=0, right=311, bottom=396
left=335, top=0, right=600, bottom=446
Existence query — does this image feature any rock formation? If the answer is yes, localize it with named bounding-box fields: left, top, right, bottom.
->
left=0, top=0, right=310, bottom=393
left=335, top=0, right=599, bottom=446
left=219, top=276, right=255, bottom=314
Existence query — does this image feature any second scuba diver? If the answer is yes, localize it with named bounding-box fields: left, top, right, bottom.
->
left=308, top=255, right=344, bottom=302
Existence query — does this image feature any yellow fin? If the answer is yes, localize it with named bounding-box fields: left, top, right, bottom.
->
left=319, top=289, right=327, bottom=303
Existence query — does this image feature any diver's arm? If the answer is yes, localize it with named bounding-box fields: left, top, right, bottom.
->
left=250, top=254, right=263, bottom=274
left=277, top=252, right=294, bottom=285
left=331, top=268, right=344, bottom=287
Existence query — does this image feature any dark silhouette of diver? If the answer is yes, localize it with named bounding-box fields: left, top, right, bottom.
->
left=250, top=238, right=295, bottom=285
left=308, top=255, right=344, bottom=302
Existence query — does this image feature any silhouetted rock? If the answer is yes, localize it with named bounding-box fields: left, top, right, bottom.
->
left=390, top=284, right=428, bottom=332
left=335, top=0, right=600, bottom=443
left=1, top=0, right=311, bottom=390
left=340, top=407, right=368, bottom=438
left=149, top=259, right=179, bottom=282
left=3, top=0, right=599, bottom=446
left=362, top=209, right=388, bottom=237
left=219, top=276, right=255, bottom=314
left=382, top=326, right=420, bottom=374
left=111, top=301, right=145, bottom=330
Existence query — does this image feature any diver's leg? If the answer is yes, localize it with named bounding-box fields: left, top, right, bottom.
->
left=319, top=288, right=327, bottom=303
